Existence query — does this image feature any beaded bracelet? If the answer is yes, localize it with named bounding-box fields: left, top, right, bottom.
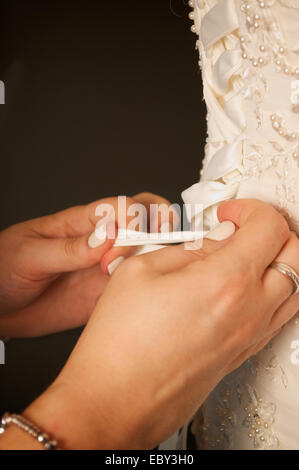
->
left=0, top=412, right=59, bottom=450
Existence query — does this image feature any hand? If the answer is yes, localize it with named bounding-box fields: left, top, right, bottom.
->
left=19, top=199, right=299, bottom=450
left=0, top=192, right=173, bottom=337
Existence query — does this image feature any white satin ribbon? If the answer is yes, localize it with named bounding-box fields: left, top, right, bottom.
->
left=204, top=81, right=242, bottom=140
left=113, top=228, right=208, bottom=246
left=213, top=50, right=243, bottom=94
left=203, top=139, right=243, bottom=181
left=181, top=180, right=239, bottom=213
left=200, top=0, right=239, bottom=50
left=181, top=0, right=245, bottom=232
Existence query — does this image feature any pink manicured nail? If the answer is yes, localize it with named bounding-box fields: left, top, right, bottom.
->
left=206, top=221, right=235, bottom=241
left=88, top=231, right=106, bottom=248
left=88, top=221, right=117, bottom=249
left=107, top=256, right=125, bottom=275
left=106, top=221, right=117, bottom=240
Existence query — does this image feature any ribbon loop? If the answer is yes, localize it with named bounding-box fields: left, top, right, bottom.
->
left=200, top=0, right=239, bottom=50
left=213, top=49, right=243, bottom=94
left=203, top=139, right=243, bottom=181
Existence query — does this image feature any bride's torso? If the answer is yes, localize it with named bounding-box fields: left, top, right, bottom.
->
left=181, top=0, right=299, bottom=450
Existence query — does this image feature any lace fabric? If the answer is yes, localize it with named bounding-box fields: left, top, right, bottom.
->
left=184, top=0, right=299, bottom=450
left=279, top=0, right=299, bottom=9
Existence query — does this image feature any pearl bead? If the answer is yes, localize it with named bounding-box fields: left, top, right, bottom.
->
left=275, top=59, right=281, bottom=66
left=279, top=47, right=285, bottom=54
left=254, top=22, right=260, bottom=28
left=259, top=45, right=265, bottom=52
left=188, top=12, right=194, bottom=20
left=284, top=67, right=289, bottom=74
left=258, top=57, right=264, bottom=64
left=253, top=60, right=258, bottom=67
left=271, top=114, right=276, bottom=121
left=188, top=0, right=194, bottom=7
left=255, top=14, right=260, bottom=20
left=291, top=133, right=297, bottom=139
left=240, top=36, right=245, bottom=43
left=242, top=53, right=248, bottom=59
left=279, top=129, right=284, bottom=135
left=293, top=152, right=298, bottom=158
left=295, top=69, right=299, bottom=75
left=273, top=121, right=280, bottom=129
left=259, top=1, right=265, bottom=7
left=191, top=25, right=197, bottom=33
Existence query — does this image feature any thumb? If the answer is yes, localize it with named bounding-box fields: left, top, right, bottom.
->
left=30, top=231, right=115, bottom=275
left=134, top=221, right=235, bottom=275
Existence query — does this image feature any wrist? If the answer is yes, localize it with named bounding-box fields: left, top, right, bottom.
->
left=22, top=377, right=140, bottom=450
left=0, top=420, right=44, bottom=450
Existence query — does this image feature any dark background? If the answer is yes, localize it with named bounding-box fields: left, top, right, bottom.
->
left=0, top=0, right=205, bottom=415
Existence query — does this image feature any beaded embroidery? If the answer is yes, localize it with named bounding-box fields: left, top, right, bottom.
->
left=192, top=369, right=280, bottom=449
left=187, top=0, right=299, bottom=220
left=186, top=0, right=299, bottom=450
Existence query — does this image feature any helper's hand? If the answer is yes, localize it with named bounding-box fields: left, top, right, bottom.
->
left=0, top=192, right=173, bottom=337
left=19, top=199, right=299, bottom=450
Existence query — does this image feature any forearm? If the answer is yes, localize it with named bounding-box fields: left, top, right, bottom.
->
left=0, top=379, right=136, bottom=450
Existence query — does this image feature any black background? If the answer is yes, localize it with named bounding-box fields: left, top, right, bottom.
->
left=0, top=0, right=205, bottom=415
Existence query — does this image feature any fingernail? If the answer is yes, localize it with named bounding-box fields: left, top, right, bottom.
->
left=107, top=256, right=125, bottom=276
left=88, top=231, right=106, bottom=248
left=206, top=221, right=235, bottom=241
left=106, top=221, right=117, bottom=240
left=95, top=220, right=116, bottom=239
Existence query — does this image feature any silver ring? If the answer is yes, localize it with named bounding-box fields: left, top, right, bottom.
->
left=270, top=262, right=299, bottom=295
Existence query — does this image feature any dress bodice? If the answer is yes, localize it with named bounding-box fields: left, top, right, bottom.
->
left=182, top=0, right=299, bottom=450
left=182, top=0, right=299, bottom=233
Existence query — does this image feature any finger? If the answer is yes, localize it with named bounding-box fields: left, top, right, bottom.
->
left=100, top=246, right=135, bottom=275
left=122, top=222, right=235, bottom=276
left=226, top=328, right=281, bottom=374
left=27, top=204, right=97, bottom=238
left=248, top=329, right=281, bottom=357
left=29, top=194, right=149, bottom=239
left=216, top=199, right=290, bottom=277
left=269, top=291, right=299, bottom=333
left=100, top=193, right=178, bottom=274
left=90, top=192, right=176, bottom=236
left=0, top=265, right=108, bottom=338
left=133, top=192, right=180, bottom=231
left=263, top=231, right=299, bottom=310
left=27, top=227, right=115, bottom=275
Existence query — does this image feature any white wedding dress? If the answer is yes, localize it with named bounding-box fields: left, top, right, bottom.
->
left=179, top=0, right=299, bottom=450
